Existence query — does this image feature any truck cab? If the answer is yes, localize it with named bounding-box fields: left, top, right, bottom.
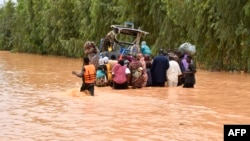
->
left=100, top=22, right=149, bottom=59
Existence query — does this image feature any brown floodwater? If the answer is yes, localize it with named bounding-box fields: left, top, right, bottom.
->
left=0, top=51, right=250, bottom=141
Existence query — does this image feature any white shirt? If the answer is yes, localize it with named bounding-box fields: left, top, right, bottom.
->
left=167, top=60, right=182, bottom=83
left=112, top=67, right=131, bottom=75
left=125, top=68, right=131, bottom=74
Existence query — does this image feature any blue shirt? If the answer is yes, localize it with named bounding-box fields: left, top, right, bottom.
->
left=141, top=44, right=151, bottom=55
left=96, top=70, right=106, bottom=78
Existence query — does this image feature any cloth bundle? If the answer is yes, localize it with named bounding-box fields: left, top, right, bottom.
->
left=178, top=42, right=196, bottom=55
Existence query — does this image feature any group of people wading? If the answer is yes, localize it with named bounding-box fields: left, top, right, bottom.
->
left=72, top=40, right=196, bottom=96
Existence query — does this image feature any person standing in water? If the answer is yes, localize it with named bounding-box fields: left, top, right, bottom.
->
left=129, top=55, right=144, bottom=89
left=150, top=49, right=169, bottom=87
left=112, top=59, right=131, bottom=89
left=183, top=55, right=196, bottom=88
left=167, top=55, right=182, bottom=87
left=72, top=57, right=96, bottom=96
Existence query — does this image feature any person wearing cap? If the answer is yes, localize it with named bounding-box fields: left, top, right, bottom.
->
left=140, top=41, right=151, bottom=56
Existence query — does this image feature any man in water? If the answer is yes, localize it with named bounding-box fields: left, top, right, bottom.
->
left=72, top=57, right=96, bottom=96
left=167, top=55, right=182, bottom=87
left=150, top=49, right=169, bottom=87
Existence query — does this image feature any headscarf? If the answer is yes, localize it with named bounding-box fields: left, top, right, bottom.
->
left=98, top=58, right=104, bottom=65
left=103, top=56, right=109, bottom=64
left=141, top=41, right=146, bottom=45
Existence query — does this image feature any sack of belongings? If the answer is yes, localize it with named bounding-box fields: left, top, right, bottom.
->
left=178, top=42, right=196, bottom=55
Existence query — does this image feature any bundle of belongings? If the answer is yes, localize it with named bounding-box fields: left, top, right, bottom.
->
left=178, top=42, right=196, bottom=55
left=83, top=41, right=100, bottom=69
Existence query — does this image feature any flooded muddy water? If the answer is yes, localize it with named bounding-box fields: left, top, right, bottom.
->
left=0, top=51, right=250, bottom=141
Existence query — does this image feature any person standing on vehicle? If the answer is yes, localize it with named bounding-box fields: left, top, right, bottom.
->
left=72, top=57, right=96, bottom=96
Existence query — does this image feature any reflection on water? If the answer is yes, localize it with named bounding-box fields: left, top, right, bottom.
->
left=0, top=51, right=250, bottom=141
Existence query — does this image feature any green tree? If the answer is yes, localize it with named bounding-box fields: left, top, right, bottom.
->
left=0, top=1, right=15, bottom=50
left=0, top=0, right=250, bottom=72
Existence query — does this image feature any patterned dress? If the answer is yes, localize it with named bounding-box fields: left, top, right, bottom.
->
left=129, top=59, right=144, bottom=88
left=138, top=55, right=148, bottom=87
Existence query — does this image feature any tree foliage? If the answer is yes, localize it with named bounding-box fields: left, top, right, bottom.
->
left=0, top=0, right=250, bottom=71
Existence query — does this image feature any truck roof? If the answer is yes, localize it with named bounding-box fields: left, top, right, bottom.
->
left=111, top=25, right=149, bottom=36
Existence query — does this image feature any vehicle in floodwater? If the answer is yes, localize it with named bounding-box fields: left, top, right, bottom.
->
left=99, top=22, right=149, bottom=59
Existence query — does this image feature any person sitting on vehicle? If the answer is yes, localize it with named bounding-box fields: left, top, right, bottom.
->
left=140, top=41, right=151, bottom=56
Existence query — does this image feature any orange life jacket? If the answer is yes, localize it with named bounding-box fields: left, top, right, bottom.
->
left=83, top=64, right=96, bottom=83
